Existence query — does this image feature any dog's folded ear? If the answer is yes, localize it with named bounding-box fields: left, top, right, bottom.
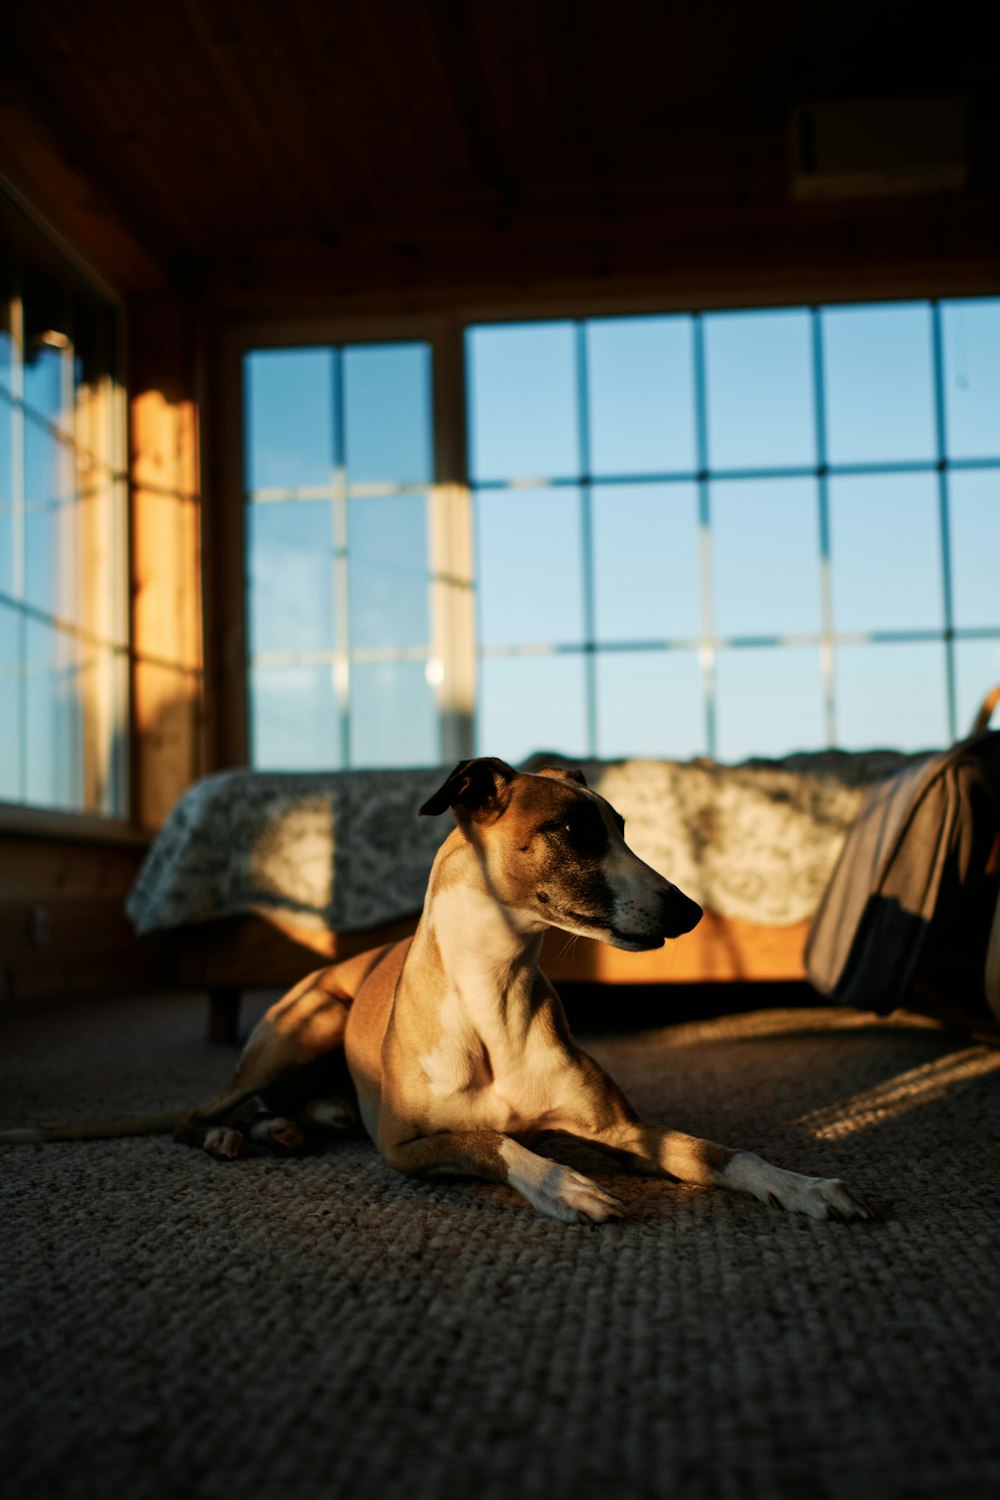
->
left=419, top=758, right=518, bottom=822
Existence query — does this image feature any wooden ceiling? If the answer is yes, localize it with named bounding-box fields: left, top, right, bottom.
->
left=2, top=0, right=1000, bottom=312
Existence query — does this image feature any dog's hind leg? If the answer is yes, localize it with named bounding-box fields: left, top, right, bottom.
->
left=173, top=1114, right=246, bottom=1158
left=174, top=953, right=388, bottom=1160
left=174, top=1092, right=307, bottom=1159
left=297, top=1094, right=359, bottom=1133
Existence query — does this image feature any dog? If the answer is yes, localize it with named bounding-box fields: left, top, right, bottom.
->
left=0, top=758, right=873, bottom=1224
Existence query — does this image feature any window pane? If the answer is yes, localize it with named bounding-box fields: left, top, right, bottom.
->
left=24, top=422, right=75, bottom=619
left=468, top=323, right=579, bottom=481
left=941, top=299, right=1000, bottom=459
left=955, top=638, right=1000, bottom=736
left=476, top=487, right=584, bottom=646
left=948, top=471, right=1000, bottom=630
left=704, top=310, right=815, bottom=469
left=245, top=349, right=335, bottom=491
left=829, top=473, right=942, bottom=632
left=25, top=619, right=82, bottom=809
left=586, top=317, right=696, bottom=475
left=0, top=393, right=13, bottom=597
left=715, top=647, right=825, bottom=761
left=0, top=601, right=20, bottom=800
left=592, top=483, right=700, bottom=642
left=835, top=642, right=948, bottom=751
left=712, top=478, right=821, bottom=637
left=822, top=304, right=936, bottom=464
left=350, top=660, right=438, bottom=768
left=344, top=344, right=432, bottom=485
left=596, top=649, right=704, bottom=760
left=349, top=494, right=429, bottom=649
left=477, top=654, right=588, bottom=762
left=250, top=663, right=342, bottom=770
left=246, top=501, right=334, bottom=654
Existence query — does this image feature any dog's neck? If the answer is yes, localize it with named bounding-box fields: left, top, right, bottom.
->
left=414, top=830, right=546, bottom=1044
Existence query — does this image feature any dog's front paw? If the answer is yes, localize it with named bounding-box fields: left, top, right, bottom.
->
left=499, top=1140, right=626, bottom=1224
left=726, top=1153, right=875, bottom=1222
left=768, top=1174, right=876, bottom=1222
left=537, top=1167, right=627, bottom=1225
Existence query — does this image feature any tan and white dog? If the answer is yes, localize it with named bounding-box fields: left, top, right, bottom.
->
left=1, top=758, right=873, bottom=1225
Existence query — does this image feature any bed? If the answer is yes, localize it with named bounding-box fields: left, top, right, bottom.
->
left=126, top=750, right=917, bottom=1040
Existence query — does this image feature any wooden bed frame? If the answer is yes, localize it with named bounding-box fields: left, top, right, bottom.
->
left=176, top=909, right=811, bottom=1043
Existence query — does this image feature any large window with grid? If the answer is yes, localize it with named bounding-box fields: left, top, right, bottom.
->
left=468, top=301, right=1000, bottom=764
left=0, top=217, right=127, bottom=815
left=242, top=299, right=1000, bottom=772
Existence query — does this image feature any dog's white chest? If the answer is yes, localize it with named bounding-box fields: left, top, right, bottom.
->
left=416, top=989, right=559, bottom=1136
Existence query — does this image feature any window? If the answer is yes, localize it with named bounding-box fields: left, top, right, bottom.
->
left=241, top=299, right=1000, bottom=773
left=467, top=301, right=1000, bottom=763
left=243, top=342, right=440, bottom=770
left=0, top=215, right=127, bottom=814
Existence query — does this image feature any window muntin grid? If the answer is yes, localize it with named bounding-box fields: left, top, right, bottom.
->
left=242, top=342, right=440, bottom=771
left=467, top=301, right=1000, bottom=764
left=0, top=247, right=127, bottom=816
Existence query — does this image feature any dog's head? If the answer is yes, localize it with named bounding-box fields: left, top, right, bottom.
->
left=420, top=758, right=702, bottom=951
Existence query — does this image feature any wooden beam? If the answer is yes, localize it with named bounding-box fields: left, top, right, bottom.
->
left=129, top=294, right=206, bottom=829
left=0, top=84, right=167, bottom=295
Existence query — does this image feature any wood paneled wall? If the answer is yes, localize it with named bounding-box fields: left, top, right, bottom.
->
left=0, top=824, right=168, bottom=999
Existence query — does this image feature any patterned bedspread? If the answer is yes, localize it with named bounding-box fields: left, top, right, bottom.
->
left=125, top=750, right=922, bottom=938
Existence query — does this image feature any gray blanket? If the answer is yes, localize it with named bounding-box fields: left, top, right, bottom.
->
left=126, top=751, right=919, bottom=938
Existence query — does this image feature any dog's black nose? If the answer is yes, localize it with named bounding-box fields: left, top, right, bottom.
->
left=661, top=888, right=703, bottom=938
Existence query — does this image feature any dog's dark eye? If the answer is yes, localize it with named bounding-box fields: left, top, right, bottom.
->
left=554, top=805, right=609, bottom=858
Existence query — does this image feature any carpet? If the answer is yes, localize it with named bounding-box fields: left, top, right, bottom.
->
left=2, top=989, right=999, bottom=1500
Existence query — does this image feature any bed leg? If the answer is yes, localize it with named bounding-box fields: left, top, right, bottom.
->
left=207, top=986, right=242, bottom=1045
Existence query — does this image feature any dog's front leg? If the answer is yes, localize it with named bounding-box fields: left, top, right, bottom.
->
left=594, top=1121, right=874, bottom=1222
left=381, top=1129, right=625, bottom=1224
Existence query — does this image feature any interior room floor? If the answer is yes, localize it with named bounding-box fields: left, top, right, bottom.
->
left=2, top=987, right=999, bottom=1500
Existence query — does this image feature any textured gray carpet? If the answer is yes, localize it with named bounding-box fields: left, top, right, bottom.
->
left=2, top=989, right=999, bottom=1500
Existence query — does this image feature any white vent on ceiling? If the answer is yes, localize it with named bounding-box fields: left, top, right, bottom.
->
left=791, top=97, right=967, bottom=201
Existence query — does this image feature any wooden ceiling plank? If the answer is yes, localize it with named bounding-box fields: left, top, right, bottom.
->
left=402, top=0, right=479, bottom=185
left=420, top=0, right=520, bottom=213
left=329, top=0, right=441, bottom=207
left=94, top=1, right=263, bottom=242
left=226, top=0, right=363, bottom=233
left=178, top=0, right=320, bottom=229
left=341, top=0, right=467, bottom=201
left=281, top=0, right=393, bottom=220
